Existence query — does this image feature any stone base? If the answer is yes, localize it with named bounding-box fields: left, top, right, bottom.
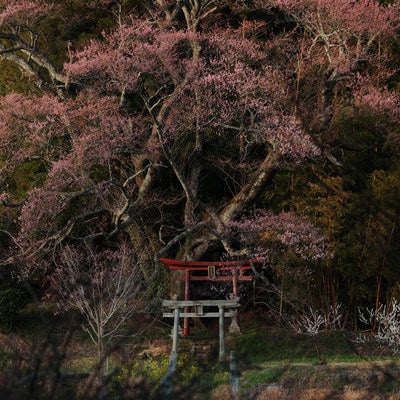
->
left=229, top=316, right=241, bottom=335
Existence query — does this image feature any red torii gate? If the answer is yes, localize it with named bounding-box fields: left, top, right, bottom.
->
left=160, top=257, right=255, bottom=335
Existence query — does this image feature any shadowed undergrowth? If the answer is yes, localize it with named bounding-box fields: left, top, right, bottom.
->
left=1, top=305, right=400, bottom=399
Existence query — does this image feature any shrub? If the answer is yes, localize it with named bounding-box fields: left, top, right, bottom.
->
left=0, top=286, right=29, bottom=327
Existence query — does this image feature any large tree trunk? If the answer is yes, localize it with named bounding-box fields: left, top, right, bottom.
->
left=126, top=219, right=158, bottom=279
left=220, top=151, right=281, bottom=224
left=187, top=151, right=282, bottom=261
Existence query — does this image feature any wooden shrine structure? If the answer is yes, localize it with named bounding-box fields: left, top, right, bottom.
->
left=160, top=258, right=255, bottom=360
left=162, top=299, right=240, bottom=361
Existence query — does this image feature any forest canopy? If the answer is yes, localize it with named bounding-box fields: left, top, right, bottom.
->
left=0, top=0, right=399, bottom=323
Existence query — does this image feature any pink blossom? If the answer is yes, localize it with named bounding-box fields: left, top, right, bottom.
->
left=270, top=0, right=400, bottom=73
left=351, top=74, right=400, bottom=122
left=229, top=209, right=332, bottom=261
left=0, top=0, right=53, bottom=23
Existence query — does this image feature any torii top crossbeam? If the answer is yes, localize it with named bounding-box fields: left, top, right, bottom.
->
left=159, top=257, right=255, bottom=297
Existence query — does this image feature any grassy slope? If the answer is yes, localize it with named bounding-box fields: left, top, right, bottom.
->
left=2, top=305, right=400, bottom=399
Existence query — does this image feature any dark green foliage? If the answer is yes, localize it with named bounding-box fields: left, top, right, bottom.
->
left=0, top=286, right=29, bottom=328
left=9, top=160, right=48, bottom=200
left=0, top=60, right=39, bottom=95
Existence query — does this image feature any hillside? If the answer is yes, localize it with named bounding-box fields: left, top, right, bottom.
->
left=1, top=304, right=400, bottom=399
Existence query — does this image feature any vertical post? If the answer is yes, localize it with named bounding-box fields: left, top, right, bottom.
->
left=219, top=306, right=225, bottom=362
left=230, top=350, right=239, bottom=399
left=230, top=269, right=241, bottom=334
left=184, top=270, right=190, bottom=336
left=232, top=268, right=238, bottom=298
left=172, top=307, right=180, bottom=354
left=159, top=351, right=177, bottom=399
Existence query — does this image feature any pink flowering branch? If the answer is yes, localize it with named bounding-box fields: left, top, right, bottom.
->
left=351, top=74, right=400, bottom=123
left=269, top=0, right=399, bottom=75
left=0, top=0, right=52, bottom=23
left=229, top=209, right=332, bottom=261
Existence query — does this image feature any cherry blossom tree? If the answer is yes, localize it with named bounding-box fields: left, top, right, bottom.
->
left=0, top=1, right=325, bottom=274
left=62, top=7, right=324, bottom=264
left=52, top=241, right=150, bottom=367
left=358, top=299, right=400, bottom=354
left=226, top=209, right=332, bottom=316
left=291, top=304, right=342, bottom=363
left=1, top=0, right=397, bottom=311
left=268, top=0, right=399, bottom=76
left=262, top=0, right=400, bottom=141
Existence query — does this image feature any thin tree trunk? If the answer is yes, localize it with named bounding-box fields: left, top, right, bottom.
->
left=373, top=220, right=396, bottom=333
